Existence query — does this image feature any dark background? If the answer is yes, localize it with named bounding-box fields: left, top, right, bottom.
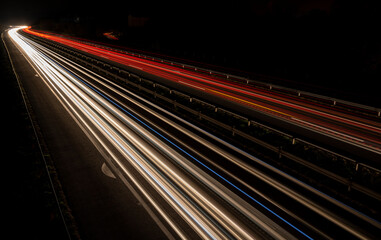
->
left=2, top=2, right=380, bottom=238
left=2, top=0, right=381, bottom=106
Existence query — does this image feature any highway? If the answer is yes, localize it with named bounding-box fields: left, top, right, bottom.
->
left=22, top=27, right=381, bottom=164
left=7, top=27, right=381, bottom=239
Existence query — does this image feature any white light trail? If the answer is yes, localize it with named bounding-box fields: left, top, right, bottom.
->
left=10, top=26, right=379, bottom=239
left=8, top=27, right=270, bottom=239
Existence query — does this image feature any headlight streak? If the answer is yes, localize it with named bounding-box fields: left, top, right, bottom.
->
left=10, top=28, right=219, bottom=239
left=13, top=27, right=380, bottom=238
left=44, top=38, right=381, bottom=237
left=9, top=29, right=193, bottom=240
left=10, top=27, right=283, bottom=239
left=40, top=43, right=308, bottom=239
left=34, top=44, right=297, bottom=239
left=30, top=41, right=249, bottom=239
left=12, top=27, right=380, bottom=239
left=32, top=37, right=378, bottom=238
left=32, top=42, right=295, bottom=239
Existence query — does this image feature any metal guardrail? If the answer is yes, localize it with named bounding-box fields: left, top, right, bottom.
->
left=28, top=29, right=381, bottom=115
left=67, top=35, right=381, bottom=116
left=23, top=31, right=381, bottom=201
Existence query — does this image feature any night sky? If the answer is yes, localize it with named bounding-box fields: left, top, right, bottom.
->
left=0, top=0, right=335, bottom=25
left=2, top=0, right=381, bottom=105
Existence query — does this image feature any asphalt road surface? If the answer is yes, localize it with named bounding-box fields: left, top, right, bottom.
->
left=4, top=27, right=380, bottom=239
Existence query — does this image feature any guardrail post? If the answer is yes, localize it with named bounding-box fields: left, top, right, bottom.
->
left=215, top=107, right=218, bottom=113
left=292, top=138, right=296, bottom=145
left=347, top=177, right=353, bottom=192
left=378, top=111, right=380, bottom=117
left=333, top=100, right=336, bottom=106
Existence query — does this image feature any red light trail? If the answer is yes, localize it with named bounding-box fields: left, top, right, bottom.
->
left=23, top=27, right=381, bottom=157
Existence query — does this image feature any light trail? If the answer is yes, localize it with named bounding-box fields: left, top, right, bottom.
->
left=9, top=27, right=215, bottom=239
left=22, top=27, right=381, bottom=157
left=10, top=27, right=381, bottom=239
left=9, top=27, right=300, bottom=240
left=49, top=42, right=381, bottom=233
